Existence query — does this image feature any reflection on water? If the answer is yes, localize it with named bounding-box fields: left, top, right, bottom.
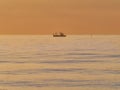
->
left=0, top=35, right=120, bottom=90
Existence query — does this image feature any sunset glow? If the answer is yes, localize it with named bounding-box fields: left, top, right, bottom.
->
left=0, top=0, right=120, bottom=34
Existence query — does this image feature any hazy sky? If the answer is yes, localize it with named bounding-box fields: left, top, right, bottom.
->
left=0, top=0, right=120, bottom=34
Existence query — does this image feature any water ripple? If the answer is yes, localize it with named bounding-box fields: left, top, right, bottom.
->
left=0, top=79, right=120, bottom=88
left=0, top=59, right=106, bottom=64
left=0, top=68, right=120, bottom=75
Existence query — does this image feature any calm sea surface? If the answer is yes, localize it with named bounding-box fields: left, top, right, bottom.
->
left=0, top=35, right=120, bottom=90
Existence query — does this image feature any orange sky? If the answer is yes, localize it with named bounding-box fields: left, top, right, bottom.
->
left=0, top=0, right=120, bottom=34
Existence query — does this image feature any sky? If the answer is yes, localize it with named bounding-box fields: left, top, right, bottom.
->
left=0, top=0, right=120, bottom=34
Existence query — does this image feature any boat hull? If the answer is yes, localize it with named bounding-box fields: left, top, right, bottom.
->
left=53, top=35, right=66, bottom=37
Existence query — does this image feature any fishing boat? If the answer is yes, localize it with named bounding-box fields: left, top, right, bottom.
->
left=53, top=32, right=66, bottom=37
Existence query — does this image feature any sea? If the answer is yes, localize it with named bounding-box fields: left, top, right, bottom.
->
left=0, top=35, right=120, bottom=90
